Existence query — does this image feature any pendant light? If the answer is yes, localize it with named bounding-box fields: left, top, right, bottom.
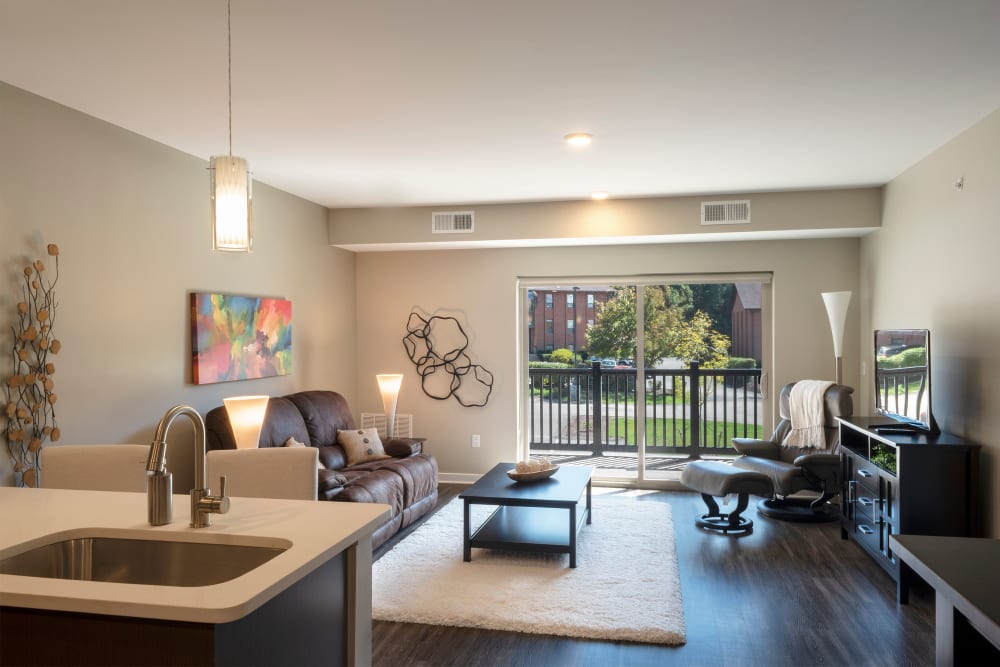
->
left=211, top=0, right=252, bottom=253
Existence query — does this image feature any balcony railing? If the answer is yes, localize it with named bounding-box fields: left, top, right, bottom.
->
left=528, top=361, right=762, bottom=458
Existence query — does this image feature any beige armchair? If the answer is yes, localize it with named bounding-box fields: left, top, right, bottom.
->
left=732, top=382, right=854, bottom=521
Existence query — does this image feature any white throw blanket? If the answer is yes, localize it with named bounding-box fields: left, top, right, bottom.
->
left=782, top=380, right=835, bottom=448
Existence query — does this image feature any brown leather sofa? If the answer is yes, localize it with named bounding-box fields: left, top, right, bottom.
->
left=205, top=390, right=438, bottom=549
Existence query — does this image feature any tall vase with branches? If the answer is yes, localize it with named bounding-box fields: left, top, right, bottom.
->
left=3, top=243, right=62, bottom=487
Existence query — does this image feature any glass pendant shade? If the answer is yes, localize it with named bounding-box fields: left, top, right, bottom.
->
left=211, top=155, right=253, bottom=252
left=223, top=395, right=269, bottom=449
left=376, top=374, right=404, bottom=438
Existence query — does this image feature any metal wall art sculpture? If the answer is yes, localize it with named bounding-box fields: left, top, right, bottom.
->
left=403, top=312, right=493, bottom=407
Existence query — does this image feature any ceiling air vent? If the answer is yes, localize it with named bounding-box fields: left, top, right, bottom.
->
left=431, top=211, right=475, bottom=234
left=701, top=200, right=751, bottom=226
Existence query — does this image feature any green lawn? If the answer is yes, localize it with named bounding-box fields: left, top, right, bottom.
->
left=602, top=417, right=761, bottom=448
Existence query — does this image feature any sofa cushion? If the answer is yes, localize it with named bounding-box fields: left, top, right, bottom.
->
left=338, top=428, right=391, bottom=466
left=318, top=468, right=349, bottom=496
left=285, top=391, right=355, bottom=445
left=317, top=444, right=348, bottom=470
left=334, top=467, right=405, bottom=515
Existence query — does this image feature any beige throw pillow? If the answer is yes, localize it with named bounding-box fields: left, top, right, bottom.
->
left=337, top=428, right=391, bottom=466
left=283, top=436, right=326, bottom=469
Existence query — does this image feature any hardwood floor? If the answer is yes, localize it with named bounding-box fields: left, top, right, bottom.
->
left=373, top=484, right=937, bottom=667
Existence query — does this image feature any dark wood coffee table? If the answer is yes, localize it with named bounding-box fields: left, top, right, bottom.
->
left=459, top=462, right=592, bottom=568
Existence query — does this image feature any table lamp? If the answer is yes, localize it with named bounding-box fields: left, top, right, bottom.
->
left=223, top=395, right=270, bottom=449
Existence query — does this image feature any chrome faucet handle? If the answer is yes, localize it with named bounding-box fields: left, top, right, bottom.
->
left=189, top=477, right=230, bottom=528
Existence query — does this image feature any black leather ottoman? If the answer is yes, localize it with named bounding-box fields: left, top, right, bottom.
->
left=680, top=461, right=772, bottom=535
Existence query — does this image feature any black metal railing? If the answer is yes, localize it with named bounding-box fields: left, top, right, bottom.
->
left=528, top=361, right=762, bottom=458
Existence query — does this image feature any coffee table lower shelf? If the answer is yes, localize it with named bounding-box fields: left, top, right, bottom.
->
left=465, top=504, right=590, bottom=567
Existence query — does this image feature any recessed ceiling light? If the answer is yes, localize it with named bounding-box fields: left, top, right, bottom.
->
left=564, top=132, right=593, bottom=146
left=591, top=191, right=609, bottom=200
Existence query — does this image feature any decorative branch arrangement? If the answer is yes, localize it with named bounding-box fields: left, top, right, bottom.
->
left=403, top=312, right=493, bottom=407
left=3, top=244, right=62, bottom=487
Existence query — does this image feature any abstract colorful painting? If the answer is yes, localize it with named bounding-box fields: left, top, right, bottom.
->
left=191, top=292, right=292, bottom=385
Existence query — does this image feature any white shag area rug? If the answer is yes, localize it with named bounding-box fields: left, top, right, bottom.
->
left=372, top=493, right=686, bottom=645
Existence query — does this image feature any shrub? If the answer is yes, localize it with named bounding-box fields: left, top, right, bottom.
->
left=528, top=361, right=573, bottom=369
left=727, top=357, right=759, bottom=369
left=549, top=348, right=575, bottom=365
left=879, top=347, right=927, bottom=369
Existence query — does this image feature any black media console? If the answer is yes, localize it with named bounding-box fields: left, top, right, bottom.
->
left=838, top=416, right=980, bottom=602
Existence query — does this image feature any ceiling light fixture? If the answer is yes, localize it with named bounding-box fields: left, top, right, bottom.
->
left=564, top=132, right=593, bottom=146
left=210, top=0, right=253, bottom=253
left=591, top=191, right=609, bottom=200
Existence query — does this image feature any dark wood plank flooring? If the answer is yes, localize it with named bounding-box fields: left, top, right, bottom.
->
left=373, top=485, right=937, bottom=667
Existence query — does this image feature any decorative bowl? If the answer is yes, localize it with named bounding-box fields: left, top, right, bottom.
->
left=507, top=465, right=559, bottom=483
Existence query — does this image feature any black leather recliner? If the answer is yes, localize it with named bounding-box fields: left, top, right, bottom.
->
left=731, top=381, right=854, bottom=521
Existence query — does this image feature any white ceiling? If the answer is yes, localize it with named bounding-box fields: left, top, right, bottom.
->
left=2, top=0, right=999, bottom=209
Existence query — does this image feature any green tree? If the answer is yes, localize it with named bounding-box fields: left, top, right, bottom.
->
left=586, top=286, right=681, bottom=366
left=689, top=284, right=735, bottom=338
left=667, top=310, right=731, bottom=369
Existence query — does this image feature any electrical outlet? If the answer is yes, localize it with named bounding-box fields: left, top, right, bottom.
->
left=471, top=434, right=481, bottom=448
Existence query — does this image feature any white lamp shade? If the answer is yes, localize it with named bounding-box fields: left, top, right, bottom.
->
left=376, top=374, right=404, bottom=438
left=224, top=395, right=269, bottom=449
left=211, top=155, right=253, bottom=252
left=821, top=291, right=852, bottom=357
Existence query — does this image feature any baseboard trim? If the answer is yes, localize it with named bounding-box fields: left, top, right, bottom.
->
left=438, top=472, right=477, bottom=485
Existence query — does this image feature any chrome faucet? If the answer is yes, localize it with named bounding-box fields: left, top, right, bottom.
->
left=145, top=405, right=230, bottom=528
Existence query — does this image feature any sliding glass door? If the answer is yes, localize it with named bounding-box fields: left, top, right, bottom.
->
left=519, top=275, right=771, bottom=485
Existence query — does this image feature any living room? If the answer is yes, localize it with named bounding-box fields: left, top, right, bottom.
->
left=2, top=2, right=1000, bottom=665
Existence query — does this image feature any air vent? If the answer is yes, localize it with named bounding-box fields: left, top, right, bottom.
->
left=432, top=211, right=475, bottom=234
left=701, top=200, right=751, bottom=225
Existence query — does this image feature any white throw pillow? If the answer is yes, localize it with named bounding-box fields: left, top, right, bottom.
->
left=336, top=428, right=391, bottom=466
left=283, top=436, right=326, bottom=469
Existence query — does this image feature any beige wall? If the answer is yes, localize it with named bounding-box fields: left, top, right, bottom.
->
left=330, top=189, right=881, bottom=249
left=355, top=238, right=860, bottom=479
left=0, top=83, right=357, bottom=491
left=861, top=107, right=1000, bottom=537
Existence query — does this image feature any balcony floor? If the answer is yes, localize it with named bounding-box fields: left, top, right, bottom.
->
left=533, top=450, right=736, bottom=473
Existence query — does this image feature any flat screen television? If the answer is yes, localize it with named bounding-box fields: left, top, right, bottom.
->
left=873, top=329, right=938, bottom=434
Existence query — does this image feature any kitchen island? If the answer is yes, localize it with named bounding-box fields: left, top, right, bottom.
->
left=0, top=486, right=389, bottom=666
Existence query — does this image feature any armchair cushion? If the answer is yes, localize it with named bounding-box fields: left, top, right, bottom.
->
left=732, top=438, right=781, bottom=459
left=792, top=452, right=841, bottom=469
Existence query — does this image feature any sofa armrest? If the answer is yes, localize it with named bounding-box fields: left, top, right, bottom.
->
left=385, top=438, right=423, bottom=457
left=732, top=438, right=780, bottom=459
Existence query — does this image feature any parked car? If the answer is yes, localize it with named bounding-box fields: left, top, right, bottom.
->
left=878, top=344, right=908, bottom=358
left=601, top=358, right=616, bottom=368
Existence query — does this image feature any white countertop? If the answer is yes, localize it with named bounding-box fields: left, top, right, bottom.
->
left=0, top=487, right=389, bottom=623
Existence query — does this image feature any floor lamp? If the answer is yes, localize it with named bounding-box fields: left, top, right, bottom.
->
left=376, top=374, right=404, bottom=438
left=821, top=291, right=851, bottom=385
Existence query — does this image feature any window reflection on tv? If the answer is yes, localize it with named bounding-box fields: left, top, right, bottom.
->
left=874, top=329, right=936, bottom=434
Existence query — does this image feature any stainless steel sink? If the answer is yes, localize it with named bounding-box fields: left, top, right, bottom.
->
left=0, top=535, right=288, bottom=587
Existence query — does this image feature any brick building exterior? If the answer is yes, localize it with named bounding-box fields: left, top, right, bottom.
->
left=730, top=282, right=762, bottom=363
left=527, top=288, right=611, bottom=357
